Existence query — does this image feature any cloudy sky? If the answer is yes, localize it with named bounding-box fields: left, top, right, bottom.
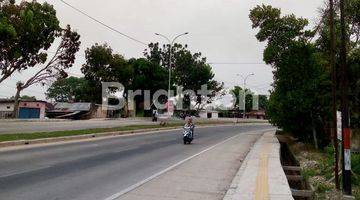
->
left=0, top=0, right=325, bottom=101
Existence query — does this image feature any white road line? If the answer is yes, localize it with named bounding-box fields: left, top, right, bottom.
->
left=104, top=129, right=274, bottom=200
left=0, top=165, right=52, bottom=179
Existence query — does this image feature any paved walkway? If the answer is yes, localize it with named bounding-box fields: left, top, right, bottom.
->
left=109, top=130, right=292, bottom=200
left=115, top=131, right=263, bottom=200
left=223, top=132, right=293, bottom=200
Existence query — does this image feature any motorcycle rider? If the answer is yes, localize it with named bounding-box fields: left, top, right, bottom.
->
left=183, top=117, right=195, bottom=142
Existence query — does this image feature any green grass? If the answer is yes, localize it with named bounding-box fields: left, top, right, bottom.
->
left=0, top=120, right=241, bottom=142
left=290, top=138, right=360, bottom=199
left=0, top=123, right=184, bottom=142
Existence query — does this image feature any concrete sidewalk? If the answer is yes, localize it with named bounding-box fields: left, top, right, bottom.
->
left=223, top=132, right=293, bottom=200
left=109, top=130, right=291, bottom=200
left=113, top=131, right=264, bottom=200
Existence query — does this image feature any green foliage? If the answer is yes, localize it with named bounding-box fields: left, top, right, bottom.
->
left=9, top=95, right=36, bottom=101
left=315, top=0, right=360, bottom=129
left=230, top=86, right=255, bottom=112
left=46, top=76, right=92, bottom=102
left=0, top=0, right=61, bottom=83
left=250, top=5, right=332, bottom=145
left=349, top=49, right=360, bottom=128
left=144, top=42, right=224, bottom=109
left=128, top=58, right=167, bottom=92
left=249, top=4, right=312, bottom=66
left=81, top=43, right=133, bottom=103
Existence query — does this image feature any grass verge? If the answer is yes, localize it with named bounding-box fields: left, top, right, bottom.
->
left=0, top=120, right=241, bottom=143
left=289, top=138, right=360, bottom=199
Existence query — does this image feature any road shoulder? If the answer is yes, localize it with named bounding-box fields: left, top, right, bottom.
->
left=223, top=131, right=293, bottom=200
left=112, top=131, right=263, bottom=200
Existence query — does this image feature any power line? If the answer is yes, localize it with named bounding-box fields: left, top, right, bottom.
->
left=58, top=0, right=148, bottom=46
left=208, top=62, right=267, bottom=65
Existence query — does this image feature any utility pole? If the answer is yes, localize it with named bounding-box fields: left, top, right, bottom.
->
left=329, top=0, right=340, bottom=190
left=155, top=32, right=189, bottom=116
left=339, top=0, right=352, bottom=195
left=237, top=73, right=254, bottom=119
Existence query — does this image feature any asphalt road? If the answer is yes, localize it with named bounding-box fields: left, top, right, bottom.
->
left=0, top=124, right=273, bottom=200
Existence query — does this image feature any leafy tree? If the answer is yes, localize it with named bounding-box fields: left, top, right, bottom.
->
left=0, top=0, right=61, bottom=83
left=81, top=43, right=133, bottom=104
left=315, top=0, right=360, bottom=129
left=13, top=25, right=80, bottom=117
left=129, top=58, right=167, bottom=92
left=259, top=95, right=269, bottom=111
left=46, top=76, right=92, bottom=102
left=128, top=58, right=168, bottom=111
left=349, top=48, right=360, bottom=128
left=144, top=43, right=223, bottom=110
left=9, top=95, right=36, bottom=101
left=230, top=86, right=253, bottom=112
left=249, top=4, right=313, bottom=66
left=250, top=5, right=332, bottom=147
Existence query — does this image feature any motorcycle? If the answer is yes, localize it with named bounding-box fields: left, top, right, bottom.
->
left=183, top=126, right=193, bottom=144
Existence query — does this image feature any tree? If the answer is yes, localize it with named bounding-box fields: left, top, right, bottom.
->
left=250, top=5, right=332, bottom=147
left=315, top=0, right=360, bottom=129
left=81, top=43, right=133, bottom=104
left=46, top=76, right=92, bottom=102
left=13, top=25, right=80, bottom=117
left=128, top=58, right=168, bottom=111
left=230, top=86, right=253, bottom=112
left=249, top=4, right=313, bottom=67
left=259, top=95, right=269, bottom=111
left=144, top=43, right=224, bottom=110
left=9, top=95, right=36, bottom=101
left=0, top=0, right=61, bottom=83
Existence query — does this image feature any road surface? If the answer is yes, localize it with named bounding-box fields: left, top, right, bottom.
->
left=0, top=124, right=273, bottom=200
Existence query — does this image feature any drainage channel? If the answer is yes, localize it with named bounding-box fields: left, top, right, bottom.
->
left=277, top=135, right=314, bottom=200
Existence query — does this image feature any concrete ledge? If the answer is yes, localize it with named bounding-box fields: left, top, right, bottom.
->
left=223, top=131, right=293, bottom=200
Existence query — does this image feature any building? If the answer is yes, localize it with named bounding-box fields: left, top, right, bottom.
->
left=47, top=102, right=93, bottom=119
left=0, top=99, right=48, bottom=119
left=0, top=99, right=14, bottom=119
left=199, top=110, right=219, bottom=119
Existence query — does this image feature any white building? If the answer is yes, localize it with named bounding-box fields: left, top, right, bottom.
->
left=199, top=110, right=219, bottom=119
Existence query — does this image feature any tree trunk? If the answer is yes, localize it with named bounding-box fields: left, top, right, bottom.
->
left=124, top=101, right=129, bottom=118
left=13, top=87, right=22, bottom=118
left=310, top=112, right=319, bottom=149
left=312, top=125, right=319, bottom=149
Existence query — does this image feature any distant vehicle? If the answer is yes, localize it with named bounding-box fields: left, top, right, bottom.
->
left=182, top=124, right=194, bottom=144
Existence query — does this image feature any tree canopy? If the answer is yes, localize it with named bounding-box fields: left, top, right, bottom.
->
left=250, top=4, right=332, bottom=146
left=144, top=42, right=224, bottom=109
left=46, top=76, right=92, bottom=102
left=0, top=0, right=61, bottom=83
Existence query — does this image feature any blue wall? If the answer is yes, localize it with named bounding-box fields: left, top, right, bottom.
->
left=19, top=108, right=40, bottom=119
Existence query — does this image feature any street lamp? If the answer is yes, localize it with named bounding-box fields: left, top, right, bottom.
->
left=155, top=32, right=189, bottom=116
left=237, top=73, right=255, bottom=119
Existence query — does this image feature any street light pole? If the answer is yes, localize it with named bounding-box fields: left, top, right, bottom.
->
left=155, top=32, right=189, bottom=116
left=237, top=73, right=254, bottom=119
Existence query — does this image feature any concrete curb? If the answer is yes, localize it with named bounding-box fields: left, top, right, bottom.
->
left=223, top=131, right=293, bottom=200
left=0, top=123, right=257, bottom=149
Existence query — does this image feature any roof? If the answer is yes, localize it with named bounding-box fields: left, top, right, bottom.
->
left=54, top=102, right=73, bottom=110
left=0, top=99, right=47, bottom=104
left=53, top=102, right=92, bottom=111
left=69, top=103, right=92, bottom=111
left=0, top=99, right=13, bottom=103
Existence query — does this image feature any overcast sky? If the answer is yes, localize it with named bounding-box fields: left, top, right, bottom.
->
left=0, top=0, right=325, bottom=101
